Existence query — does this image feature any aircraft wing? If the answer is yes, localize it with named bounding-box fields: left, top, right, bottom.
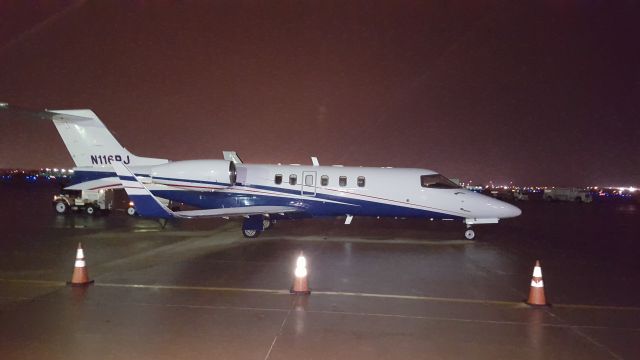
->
left=169, top=206, right=299, bottom=219
left=112, top=162, right=300, bottom=219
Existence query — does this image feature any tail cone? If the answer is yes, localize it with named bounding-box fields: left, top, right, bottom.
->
left=67, top=242, right=94, bottom=287
left=525, top=260, right=549, bottom=307
left=290, top=252, right=311, bottom=295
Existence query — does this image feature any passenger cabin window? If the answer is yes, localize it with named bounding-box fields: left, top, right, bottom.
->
left=420, top=174, right=460, bottom=189
left=320, top=175, right=329, bottom=186
left=289, top=174, right=297, bottom=185
left=339, top=176, right=347, bottom=187
left=305, top=175, right=314, bottom=186
left=275, top=174, right=283, bottom=185
left=357, top=176, right=365, bottom=187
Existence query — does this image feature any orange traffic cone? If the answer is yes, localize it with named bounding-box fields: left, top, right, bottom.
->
left=526, top=260, right=549, bottom=307
left=67, top=242, right=94, bottom=287
left=290, top=252, right=311, bottom=295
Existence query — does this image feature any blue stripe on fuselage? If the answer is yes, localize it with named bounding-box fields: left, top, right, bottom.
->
left=150, top=189, right=456, bottom=219
left=70, top=170, right=150, bottom=185
left=70, top=170, right=461, bottom=219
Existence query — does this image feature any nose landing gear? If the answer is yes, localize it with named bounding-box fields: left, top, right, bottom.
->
left=464, top=227, right=475, bottom=240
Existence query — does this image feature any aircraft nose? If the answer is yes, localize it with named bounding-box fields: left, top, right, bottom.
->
left=468, top=193, right=522, bottom=219
left=502, top=202, right=522, bottom=218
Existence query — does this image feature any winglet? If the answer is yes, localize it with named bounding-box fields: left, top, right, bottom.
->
left=112, top=162, right=173, bottom=219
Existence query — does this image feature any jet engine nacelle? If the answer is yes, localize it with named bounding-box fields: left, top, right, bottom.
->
left=150, top=159, right=236, bottom=187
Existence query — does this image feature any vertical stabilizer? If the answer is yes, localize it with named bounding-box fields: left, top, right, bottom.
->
left=50, top=109, right=168, bottom=167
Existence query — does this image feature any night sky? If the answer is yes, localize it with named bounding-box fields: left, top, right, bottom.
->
left=1, top=1, right=639, bottom=186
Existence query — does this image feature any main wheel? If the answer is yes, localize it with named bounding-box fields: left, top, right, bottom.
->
left=127, top=207, right=137, bottom=216
left=262, top=219, right=273, bottom=230
left=464, top=229, right=475, bottom=240
left=242, top=229, right=261, bottom=238
left=54, top=201, right=68, bottom=214
left=85, top=205, right=96, bottom=216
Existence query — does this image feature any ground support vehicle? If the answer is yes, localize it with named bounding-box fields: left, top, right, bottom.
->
left=543, top=188, right=592, bottom=203
left=53, top=189, right=114, bottom=215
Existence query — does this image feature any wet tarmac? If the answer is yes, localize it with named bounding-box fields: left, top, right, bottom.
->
left=1, top=183, right=639, bottom=359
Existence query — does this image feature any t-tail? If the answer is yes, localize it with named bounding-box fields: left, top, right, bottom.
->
left=50, top=109, right=168, bottom=167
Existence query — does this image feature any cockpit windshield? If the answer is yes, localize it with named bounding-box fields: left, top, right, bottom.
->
left=420, top=174, right=460, bottom=189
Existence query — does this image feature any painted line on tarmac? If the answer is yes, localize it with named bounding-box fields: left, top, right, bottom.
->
left=304, top=309, right=640, bottom=332
left=2, top=278, right=640, bottom=312
left=263, top=236, right=474, bottom=245
left=96, top=282, right=291, bottom=295
left=0, top=279, right=66, bottom=287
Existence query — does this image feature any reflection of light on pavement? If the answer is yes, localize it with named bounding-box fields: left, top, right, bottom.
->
left=134, top=229, right=162, bottom=233
left=344, top=242, right=352, bottom=265
left=616, top=204, right=637, bottom=215
left=525, top=308, right=545, bottom=356
left=294, top=310, right=306, bottom=336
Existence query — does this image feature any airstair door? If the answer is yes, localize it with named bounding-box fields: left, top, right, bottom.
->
left=301, top=171, right=317, bottom=196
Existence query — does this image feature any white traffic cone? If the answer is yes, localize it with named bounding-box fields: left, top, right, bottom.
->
left=67, top=242, right=94, bottom=287
left=290, top=252, right=310, bottom=295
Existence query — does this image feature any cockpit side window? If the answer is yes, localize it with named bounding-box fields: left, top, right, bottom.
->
left=420, top=174, right=460, bottom=189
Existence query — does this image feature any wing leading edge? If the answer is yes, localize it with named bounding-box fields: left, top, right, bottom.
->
left=112, top=162, right=301, bottom=219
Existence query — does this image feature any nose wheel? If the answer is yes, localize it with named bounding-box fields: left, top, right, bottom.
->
left=464, top=229, right=475, bottom=240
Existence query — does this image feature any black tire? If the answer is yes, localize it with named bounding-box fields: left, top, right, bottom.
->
left=262, top=219, right=273, bottom=230
left=464, top=229, right=475, bottom=240
left=85, top=205, right=97, bottom=216
left=54, top=201, right=68, bottom=215
left=575, top=197, right=582, bottom=203
left=242, top=229, right=261, bottom=238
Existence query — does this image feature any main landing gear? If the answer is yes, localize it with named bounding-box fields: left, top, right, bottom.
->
left=262, top=219, right=275, bottom=231
left=242, top=218, right=276, bottom=238
left=242, top=215, right=274, bottom=238
left=242, top=229, right=261, bottom=238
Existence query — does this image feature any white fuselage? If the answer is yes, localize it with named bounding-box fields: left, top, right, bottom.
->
left=66, top=160, right=521, bottom=222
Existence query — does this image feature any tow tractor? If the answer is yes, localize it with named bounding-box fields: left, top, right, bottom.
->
left=53, top=189, right=113, bottom=215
